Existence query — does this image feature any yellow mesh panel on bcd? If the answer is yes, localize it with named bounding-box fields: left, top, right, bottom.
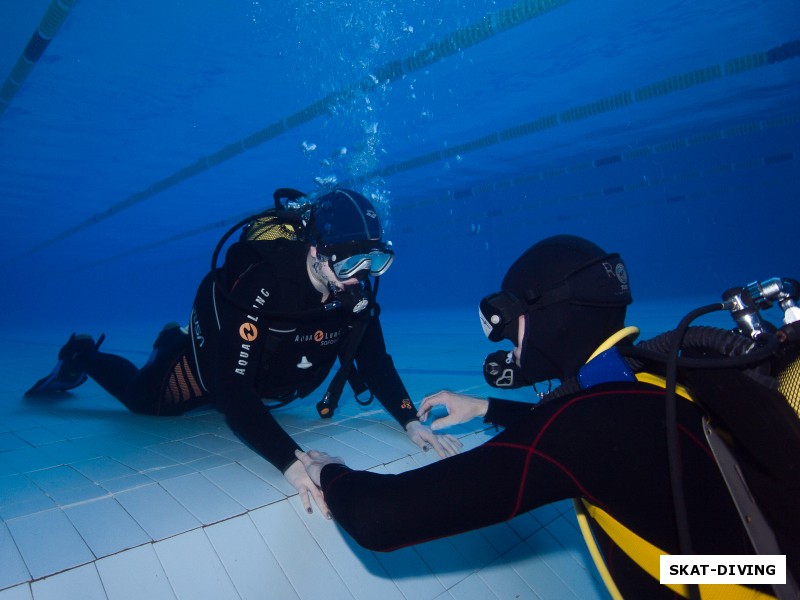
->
left=777, top=354, right=800, bottom=419
left=244, top=215, right=299, bottom=242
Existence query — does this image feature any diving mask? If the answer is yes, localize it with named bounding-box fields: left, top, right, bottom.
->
left=324, top=242, right=395, bottom=280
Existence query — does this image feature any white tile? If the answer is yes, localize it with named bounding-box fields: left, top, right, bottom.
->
left=249, top=501, right=353, bottom=599
left=507, top=511, right=544, bottom=540
left=372, top=546, right=446, bottom=600
left=239, top=456, right=294, bottom=496
left=64, top=496, right=150, bottom=558
left=144, top=463, right=197, bottom=482
left=292, top=430, right=332, bottom=447
left=0, top=475, right=45, bottom=508
left=218, top=445, right=257, bottom=462
left=445, top=529, right=500, bottom=571
left=181, top=433, right=243, bottom=454
left=0, top=433, right=29, bottom=452
left=96, top=543, right=177, bottom=600
left=159, top=472, right=245, bottom=525
left=382, top=455, right=419, bottom=475
left=409, top=448, right=441, bottom=469
left=30, top=563, right=106, bottom=600
left=0, top=584, right=31, bottom=600
left=36, top=438, right=105, bottom=464
left=204, top=515, right=300, bottom=600
left=477, top=555, right=540, bottom=600
left=551, top=498, right=575, bottom=516
left=287, top=499, right=404, bottom=600
left=458, top=430, right=496, bottom=452
left=100, top=473, right=153, bottom=493
left=115, top=483, right=201, bottom=540
left=110, top=430, right=169, bottom=448
left=147, top=440, right=211, bottom=463
left=505, top=537, right=580, bottom=600
left=447, top=573, right=499, bottom=600
left=70, top=456, right=137, bottom=482
left=154, top=528, right=238, bottom=600
left=476, top=522, right=521, bottom=556
left=306, top=437, right=379, bottom=470
left=202, top=463, right=284, bottom=509
left=523, top=528, right=609, bottom=600
left=332, top=428, right=406, bottom=464
left=183, top=454, right=231, bottom=472
left=528, top=503, right=562, bottom=529
left=14, top=427, right=67, bottom=447
left=0, top=522, right=30, bottom=590
left=109, top=446, right=179, bottom=472
left=45, top=483, right=107, bottom=507
left=0, top=495, right=56, bottom=522
left=414, top=537, right=473, bottom=590
left=0, top=457, right=15, bottom=479
left=305, top=423, right=356, bottom=438
left=26, top=465, right=93, bottom=494
left=545, top=514, right=592, bottom=571
left=6, top=508, right=94, bottom=579
left=350, top=423, right=417, bottom=454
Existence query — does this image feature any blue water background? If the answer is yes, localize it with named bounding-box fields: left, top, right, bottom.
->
left=0, top=0, right=798, bottom=336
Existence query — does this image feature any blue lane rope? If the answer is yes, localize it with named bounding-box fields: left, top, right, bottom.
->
left=0, top=0, right=79, bottom=117
left=340, top=40, right=800, bottom=188
left=84, top=114, right=797, bottom=268
left=14, top=26, right=799, bottom=259
left=15, top=0, right=573, bottom=259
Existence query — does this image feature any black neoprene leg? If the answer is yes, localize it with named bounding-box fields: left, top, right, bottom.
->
left=80, top=351, right=141, bottom=404
left=75, top=329, right=207, bottom=416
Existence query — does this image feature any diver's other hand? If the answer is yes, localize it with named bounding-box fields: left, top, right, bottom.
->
left=294, top=449, right=345, bottom=490
left=417, top=390, right=489, bottom=430
left=405, top=419, right=463, bottom=458
left=284, top=457, right=332, bottom=519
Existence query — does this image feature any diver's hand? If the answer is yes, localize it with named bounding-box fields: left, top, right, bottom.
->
left=417, top=390, right=489, bottom=430
left=284, top=457, right=332, bottom=519
left=294, top=449, right=345, bottom=489
left=405, top=419, right=462, bottom=458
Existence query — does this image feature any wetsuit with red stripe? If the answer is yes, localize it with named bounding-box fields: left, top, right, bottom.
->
left=320, top=376, right=797, bottom=599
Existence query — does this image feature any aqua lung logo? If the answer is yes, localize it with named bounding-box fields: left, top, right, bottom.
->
left=295, top=328, right=343, bottom=346
left=366, top=209, right=377, bottom=219
left=234, top=322, right=258, bottom=376
left=234, top=289, right=268, bottom=376
left=239, top=323, right=258, bottom=341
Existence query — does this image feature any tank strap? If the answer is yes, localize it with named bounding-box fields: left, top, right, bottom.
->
left=577, top=499, right=777, bottom=600
left=575, top=367, right=784, bottom=599
left=704, top=418, right=800, bottom=600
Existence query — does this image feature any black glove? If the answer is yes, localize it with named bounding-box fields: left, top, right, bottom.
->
left=483, top=349, right=531, bottom=389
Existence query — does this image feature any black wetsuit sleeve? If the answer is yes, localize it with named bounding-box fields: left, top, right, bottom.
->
left=212, top=245, right=301, bottom=473
left=353, top=309, right=417, bottom=427
left=317, top=378, right=752, bottom=589
left=484, top=396, right=536, bottom=428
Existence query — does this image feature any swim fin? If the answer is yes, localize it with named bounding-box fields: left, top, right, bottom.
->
left=25, top=333, right=105, bottom=396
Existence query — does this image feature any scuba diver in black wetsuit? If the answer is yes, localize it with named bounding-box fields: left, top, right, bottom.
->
left=297, top=235, right=800, bottom=600
left=26, top=188, right=461, bottom=515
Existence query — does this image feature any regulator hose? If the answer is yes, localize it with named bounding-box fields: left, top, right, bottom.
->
left=619, top=325, right=779, bottom=370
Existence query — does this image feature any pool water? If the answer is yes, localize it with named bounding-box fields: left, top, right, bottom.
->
left=0, top=1, right=797, bottom=598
